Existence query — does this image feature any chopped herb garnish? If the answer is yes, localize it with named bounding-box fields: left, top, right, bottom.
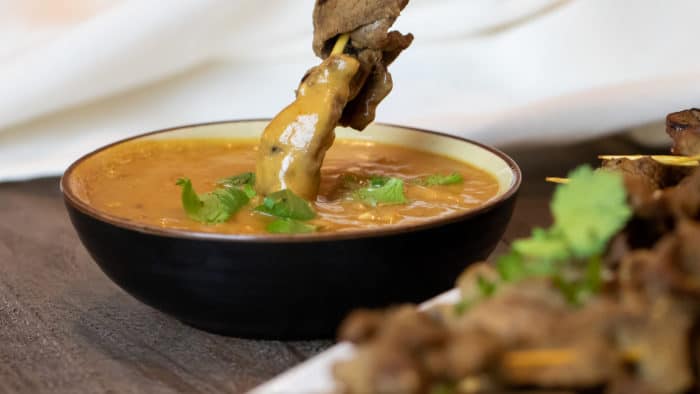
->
left=554, top=254, right=604, bottom=306
left=456, top=165, right=632, bottom=313
left=217, top=172, right=255, bottom=188
left=495, top=250, right=527, bottom=282
left=413, top=173, right=464, bottom=186
left=429, top=382, right=457, bottom=394
left=511, top=227, right=569, bottom=262
left=353, top=177, right=407, bottom=207
left=476, top=275, right=497, bottom=297
left=453, top=299, right=472, bottom=315
left=176, top=178, right=250, bottom=224
left=254, top=189, right=317, bottom=234
left=369, top=175, right=391, bottom=187
left=266, top=218, right=317, bottom=234
left=551, top=166, right=631, bottom=258
left=255, top=189, right=316, bottom=220
left=242, top=183, right=256, bottom=198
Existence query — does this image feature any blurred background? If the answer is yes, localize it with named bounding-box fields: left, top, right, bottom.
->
left=1, top=0, right=700, bottom=182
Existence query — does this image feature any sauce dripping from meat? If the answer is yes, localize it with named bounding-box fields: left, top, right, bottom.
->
left=255, top=54, right=360, bottom=200
left=255, top=0, right=412, bottom=200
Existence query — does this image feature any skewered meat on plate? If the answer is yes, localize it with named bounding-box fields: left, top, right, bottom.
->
left=666, top=108, right=700, bottom=156
left=333, top=109, right=700, bottom=394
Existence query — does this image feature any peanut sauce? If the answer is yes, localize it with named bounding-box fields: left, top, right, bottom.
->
left=70, top=138, right=499, bottom=235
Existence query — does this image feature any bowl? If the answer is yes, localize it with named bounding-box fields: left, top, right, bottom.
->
left=61, top=120, right=521, bottom=339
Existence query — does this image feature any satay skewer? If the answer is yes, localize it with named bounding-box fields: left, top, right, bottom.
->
left=545, top=177, right=570, bottom=184
left=331, top=33, right=350, bottom=55
left=599, top=154, right=700, bottom=166
left=546, top=153, right=700, bottom=184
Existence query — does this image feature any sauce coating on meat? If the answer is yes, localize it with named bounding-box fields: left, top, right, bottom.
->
left=254, top=0, right=412, bottom=200
left=255, top=54, right=360, bottom=199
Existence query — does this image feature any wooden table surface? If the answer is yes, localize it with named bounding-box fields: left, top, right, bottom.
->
left=0, top=135, right=659, bottom=393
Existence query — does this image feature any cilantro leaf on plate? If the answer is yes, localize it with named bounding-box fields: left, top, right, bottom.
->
left=511, top=227, right=570, bottom=262
left=176, top=178, right=250, bottom=224
left=457, top=164, right=632, bottom=313
left=266, top=218, right=317, bottom=234
left=353, top=177, right=407, bottom=207
left=554, top=255, right=603, bottom=306
left=476, top=275, right=497, bottom=297
left=551, top=165, right=632, bottom=257
left=255, top=189, right=316, bottom=220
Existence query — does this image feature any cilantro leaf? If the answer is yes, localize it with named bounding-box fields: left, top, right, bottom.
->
left=216, top=172, right=256, bottom=198
left=217, top=172, right=255, bottom=187
left=414, top=173, right=464, bottom=186
left=454, top=299, right=472, bottom=315
left=555, top=254, right=604, bottom=305
left=369, top=175, right=391, bottom=187
left=584, top=254, right=603, bottom=294
left=457, top=165, right=632, bottom=312
left=477, top=275, right=497, bottom=297
left=511, top=227, right=570, bottom=262
left=494, top=248, right=559, bottom=283
left=495, top=251, right=526, bottom=282
left=353, top=177, right=407, bottom=207
left=176, top=178, right=250, bottom=223
left=242, top=184, right=256, bottom=198
left=430, top=382, right=457, bottom=394
left=266, top=218, right=317, bottom=234
left=551, top=165, right=631, bottom=257
left=255, top=189, right=316, bottom=220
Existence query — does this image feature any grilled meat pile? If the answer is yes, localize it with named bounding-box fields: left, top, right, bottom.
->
left=667, top=108, right=700, bottom=156
left=332, top=109, right=700, bottom=394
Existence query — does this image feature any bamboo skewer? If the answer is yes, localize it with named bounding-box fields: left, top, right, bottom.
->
left=331, top=33, right=350, bottom=55
left=599, top=154, right=700, bottom=166
left=501, top=348, right=578, bottom=369
left=546, top=153, right=700, bottom=183
left=500, top=346, right=640, bottom=369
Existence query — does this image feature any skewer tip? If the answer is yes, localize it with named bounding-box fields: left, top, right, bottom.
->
left=331, top=34, right=350, bottom=56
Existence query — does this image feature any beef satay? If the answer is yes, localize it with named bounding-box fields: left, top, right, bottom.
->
left=255, top=51, right=360, bottom=199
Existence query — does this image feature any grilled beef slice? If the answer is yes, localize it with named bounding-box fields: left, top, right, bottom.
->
left=312, top=0, right=413, bottom=130
left=666, top=108, right=700, bottom=156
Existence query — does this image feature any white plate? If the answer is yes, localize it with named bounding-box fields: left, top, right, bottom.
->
left=248, top=289, right=461, bottom=394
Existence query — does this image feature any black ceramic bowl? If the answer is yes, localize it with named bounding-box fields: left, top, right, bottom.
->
left=61, top=120, right=520, bottom=339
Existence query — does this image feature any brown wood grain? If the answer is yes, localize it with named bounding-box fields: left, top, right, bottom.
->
left=0, top=135, right=664, bottom=393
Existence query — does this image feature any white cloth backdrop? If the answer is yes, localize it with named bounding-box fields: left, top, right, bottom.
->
left=1, top=0, right=700, bottom=181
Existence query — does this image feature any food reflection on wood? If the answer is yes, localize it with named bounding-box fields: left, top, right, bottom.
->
left=255, top=0, right=412, bottom=199
left=332, top=109, right=700, bottom=394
